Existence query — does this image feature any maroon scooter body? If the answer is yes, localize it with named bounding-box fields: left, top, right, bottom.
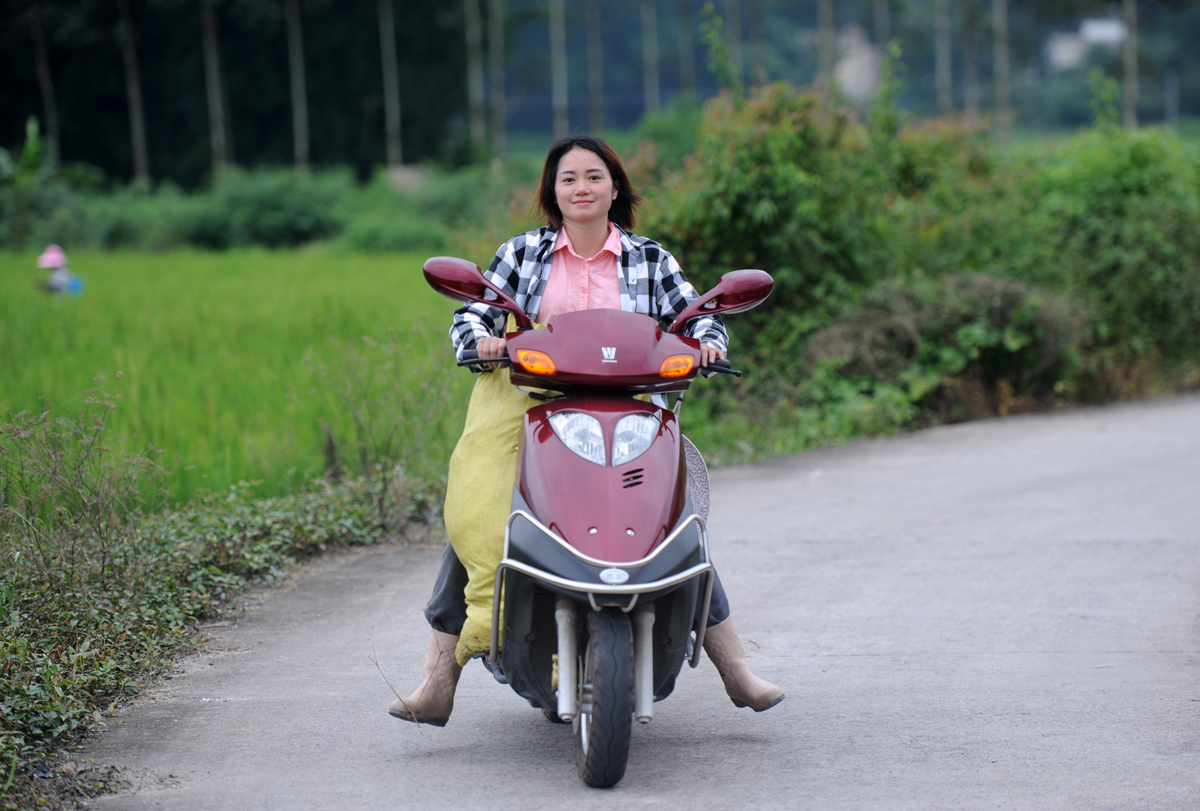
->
left=421, top=256, right=773, bottom=564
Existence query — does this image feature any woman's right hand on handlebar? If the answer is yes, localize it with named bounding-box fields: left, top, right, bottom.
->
left=477, top=336, right=508, bottom=370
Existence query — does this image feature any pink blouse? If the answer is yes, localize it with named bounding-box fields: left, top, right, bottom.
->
left=535, top=223, right=623, bottom=324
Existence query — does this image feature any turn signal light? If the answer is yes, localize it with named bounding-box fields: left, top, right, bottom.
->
left=658, top=355, right=695, bottom=377
left=516, top=349, right=557, bottom=375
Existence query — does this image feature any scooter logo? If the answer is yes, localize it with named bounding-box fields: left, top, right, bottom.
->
left=601, top=347, right=617, bottom=363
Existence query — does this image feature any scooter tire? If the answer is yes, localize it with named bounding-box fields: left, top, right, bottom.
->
left=575, top=608, right=635, bottom=788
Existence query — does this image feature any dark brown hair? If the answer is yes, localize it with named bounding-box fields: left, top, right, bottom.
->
left=536, top=135, right=643, bottom=231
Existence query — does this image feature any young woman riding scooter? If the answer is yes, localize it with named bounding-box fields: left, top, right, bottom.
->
left=390, top=135, right=783, bottom=727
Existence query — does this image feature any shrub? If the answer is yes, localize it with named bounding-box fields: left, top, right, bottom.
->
left=803, top=273, right=1080, bottom=422
left=1020, top=126, right=1200, bottom=359
left=183, top=168, right=350, bottom=249
left=645, top=84, right=894, bottom=348
left=0, top=389, right=432, bottom=792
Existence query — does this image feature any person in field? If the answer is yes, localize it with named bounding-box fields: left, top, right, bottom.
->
left=389, top=135, right=783, bottom=727
left=36, top=244, right=80, bottom=294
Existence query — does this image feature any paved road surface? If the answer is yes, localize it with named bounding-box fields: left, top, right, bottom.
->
left=78, top=396, right=1200, bottom=810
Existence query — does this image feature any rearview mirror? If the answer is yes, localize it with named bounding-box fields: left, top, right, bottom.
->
left=423, top=256, right=533, bottom=330
left=667, top=269, right=774, bottom=334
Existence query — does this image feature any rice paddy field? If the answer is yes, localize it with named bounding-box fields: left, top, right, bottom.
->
left=0, top=249, right=473, bottom=502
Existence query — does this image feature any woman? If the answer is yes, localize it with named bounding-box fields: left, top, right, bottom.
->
left=390, top=136, right=783, bottom=727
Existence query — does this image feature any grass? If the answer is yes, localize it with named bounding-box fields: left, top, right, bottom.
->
left=0, top=248, right=471, bottom=502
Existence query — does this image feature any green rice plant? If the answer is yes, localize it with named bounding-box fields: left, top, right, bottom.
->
left=0, top=249, right=471, bottom=503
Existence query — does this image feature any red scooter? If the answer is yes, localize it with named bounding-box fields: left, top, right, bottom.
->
left=423, top=257, right=773, bottom=788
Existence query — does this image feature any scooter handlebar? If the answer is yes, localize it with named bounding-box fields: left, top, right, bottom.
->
left=456, top=349, right=740, bottom=376
left=457, top=349, right=511, bottom=369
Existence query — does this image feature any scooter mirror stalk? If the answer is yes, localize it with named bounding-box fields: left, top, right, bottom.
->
left=666, top=269, right=774, bottom=334
left=423, top=256, right=534, bottom=330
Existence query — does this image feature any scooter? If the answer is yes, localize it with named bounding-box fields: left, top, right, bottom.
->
left=423, top=257, right=773, bottom=788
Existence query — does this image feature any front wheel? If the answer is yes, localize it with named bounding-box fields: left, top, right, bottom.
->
left=575, top=608, right=634, bottom=788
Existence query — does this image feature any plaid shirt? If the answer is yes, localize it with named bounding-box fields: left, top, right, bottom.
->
left=450, top=225, right=728, bottom=361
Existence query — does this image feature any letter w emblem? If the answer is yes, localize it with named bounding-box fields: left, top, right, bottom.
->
left=601, top=347, right=617, bottom=362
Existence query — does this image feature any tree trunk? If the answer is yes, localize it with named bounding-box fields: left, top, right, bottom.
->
left=935, top=0, right=952, bottom=115
left=817, top=0, right=833, bottom=92
left=464, top=0, right=486, bottom=154
left=873, top=0, right=889, bottom=47
left=1165, top=68, right=1179, bottom=130
left=28, top=1, right=60, bottom=170
left=962, top=0, right=980, bottom=119
left=549, top=0, right=568, bottom=138
left=283, top=0, right=309, bottom=169
left=586, top=0, right=604, bottom=131
left=198, top=0, right=228, bottom=175
left=488, top=0, right=506, bottom=155
left=378, top=0, right=403, bottom=166
left=725, top=0, right=742, bottom=86
left=676, top=0, right=695, bottom=96
left=641, top=0, right=661, bottom=114
left=992, top=0, right=1009, bottom=139
left=748, top=0, right=765, bottom=86
left=1122, top=0, right=1137, bottom=130
left=117, top=0, right=150, bottom=188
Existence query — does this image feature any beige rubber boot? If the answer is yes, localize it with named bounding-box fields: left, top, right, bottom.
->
left=388, top=629, right=463, bottom=727
left=702, top=618, right=785, bottom=712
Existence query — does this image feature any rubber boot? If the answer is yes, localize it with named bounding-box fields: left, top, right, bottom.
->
left=388, top=629, right=463, bottom=727
left=702, top=618, right=785, bottom=712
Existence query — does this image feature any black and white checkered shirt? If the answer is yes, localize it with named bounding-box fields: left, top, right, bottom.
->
left=450, top=225, right=728, bottom=362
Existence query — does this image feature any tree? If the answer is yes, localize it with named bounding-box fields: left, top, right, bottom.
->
left=27, top=0, right=60, bottom=170
left=873, top=0, right=889, bottom=46
left=198, top=0, right=228, bottom=175
left=488, top=0, right=506, bottom=155
left=747, top=0, right=765, bottom=85
left=935, top=0, right=952, bottom=114
left=677, top=0, right=695, bottom=95
left=993, top=0, right=1009, bottom=137
left=117, top=0, right=150, bottom=187
left=817, top=0, right=833, bottom=91
left=282, top=0, right=309, bottom=170
left=377, top=0, right=403, bottom=167
left=464, top=0, right=486, bottom=154
left=1122, top=0, right=1137, bottom=129
left=586, top=0, right=604, bottom=131
left=962, top=0, right=982, bottom=119
left=725, top=0, right=742, bottom=86
left=642, top=0, right=661, bottom=114
left=549, top=0, right=567, bottom=138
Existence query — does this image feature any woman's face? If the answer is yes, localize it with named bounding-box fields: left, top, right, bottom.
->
left=554, top=147, right=618, bottom=229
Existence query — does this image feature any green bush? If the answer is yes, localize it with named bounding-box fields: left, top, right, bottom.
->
left=182, top=168, right=350, bottom=249
left=0, top=391, right=430, bottom=787
left=646, top=84, right=894, bottom=349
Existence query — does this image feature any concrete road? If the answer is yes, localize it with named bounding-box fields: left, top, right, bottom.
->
left=78, top=396, right=1200, bottom=810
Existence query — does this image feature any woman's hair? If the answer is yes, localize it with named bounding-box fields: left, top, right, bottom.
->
left=536, top=135, right=643, bottom=231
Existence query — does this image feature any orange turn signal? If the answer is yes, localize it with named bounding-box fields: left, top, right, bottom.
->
left=516, top=349, right=557, bottom=375
left=658, top=355, right=695, bottom=378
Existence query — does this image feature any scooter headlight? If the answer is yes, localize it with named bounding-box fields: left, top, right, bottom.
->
left=549, top=412, right=606, bottom=466
left=611, top=414, right=659, bottom=467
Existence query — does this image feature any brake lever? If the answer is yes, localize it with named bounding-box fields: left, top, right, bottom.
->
left=706, top=359, right=742, bottom=377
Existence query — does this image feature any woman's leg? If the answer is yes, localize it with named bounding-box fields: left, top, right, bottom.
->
left=389, top=544, right=469, bottom=726
left=699, top=568, right=784, bottom=712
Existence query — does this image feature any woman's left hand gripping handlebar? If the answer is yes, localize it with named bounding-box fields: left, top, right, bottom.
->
left=478, top=336, right=508, bottom=370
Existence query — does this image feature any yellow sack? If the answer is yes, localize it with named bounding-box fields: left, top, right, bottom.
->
left=443, top=348, right=540, bottom=666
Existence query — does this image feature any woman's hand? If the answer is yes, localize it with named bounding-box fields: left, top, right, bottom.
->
left=699, top=343, right=726, bottom=368
left=477, top=336, right=508, bottom=370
